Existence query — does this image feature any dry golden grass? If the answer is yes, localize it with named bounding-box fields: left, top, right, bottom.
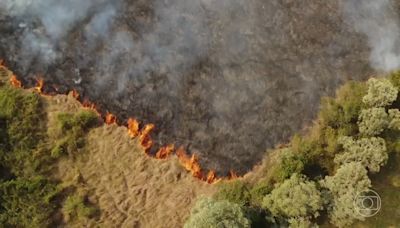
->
left=45, top=94, right=217, bottom=227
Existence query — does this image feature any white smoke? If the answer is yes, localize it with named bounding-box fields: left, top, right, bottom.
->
left=1, top=0, right=117, bottom=64
left=342, top=0, right=400, bottom=72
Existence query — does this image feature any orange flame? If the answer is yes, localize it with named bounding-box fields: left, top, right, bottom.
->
left=105, top=112, right=117, bottom=125
left=9, top=75, right=22, bottom=88
left=34, top=78, right=44, bottom=93
left=1, top=62, right=240, bottom=184
left=156, top=144, right=175, bottom=159
left=127, top=118, right=140, bottom=138
left=71, top=89, right=80, bottom=99
left=139, top=124, right=155, bottom=152
left=176, top=147, right=202, bottom=179
left=206, top=170, right=218, bottom=184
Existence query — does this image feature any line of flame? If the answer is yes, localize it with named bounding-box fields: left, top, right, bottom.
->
left=2, top=62, right=239, bottom=184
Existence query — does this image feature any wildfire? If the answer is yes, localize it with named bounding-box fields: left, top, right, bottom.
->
left=127, top=118, right=140, bottom=138
left=71, top=89, right=80, bottom=99
left=176, top=147, right=202, bottom=179
left=105, top=112, right=117, bottom=125
left=206, top=170, right=219, bottom=184
left=1, top=62, right=241, bottom=184
left=155, top=144, right=175, bottom=159
left=139, top=124, right=155, bottom=152
left=9, top=75, right=22, bottom=88
left=34, top=78, right=44, bottom=93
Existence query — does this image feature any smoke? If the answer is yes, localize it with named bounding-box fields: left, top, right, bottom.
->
left=0, top=0, right=375, bottom=174
left=1, top=0, right=118, bottom=68
left=342, top=0, right=400, bottom=72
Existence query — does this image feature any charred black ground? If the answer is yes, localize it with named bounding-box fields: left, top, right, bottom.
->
left=0, top=0, right=375, bottom=175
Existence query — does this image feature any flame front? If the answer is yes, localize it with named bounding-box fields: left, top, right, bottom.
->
left=156, top=144, right=175, bottom=159
left=127, top=118, right=140, bottom=138
left=34, top=78, right=44, bottom=93
left=9, top=75, right=22, bottom=88
left=176, top=147, right=202, bottom=179
left=105, top=112, right=117, bottom=125
left=139, top=124, right=155, bottom=152
left=1, top=62, right=237, bottom=184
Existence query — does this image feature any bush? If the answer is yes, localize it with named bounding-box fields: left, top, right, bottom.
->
left=335, top=137, right=388, bottom=173
left=319, top=81, right=366, bottom=130
left=249, top=180, right=273, bottom=206
left=0, top=176, right=60, bottom=227
left=388, top=109, right=400, bottom=130
left=363, top=78, right=398, bottom=108
left=262, top=174, right=323, bottom=218
left=52, top=111, right=99, bottom=157
left=184, top=197, right=250, bottom=228
left=358, top=108, right=389, bottom=136
left=0, top=87, right=46, bottom=176
left=214, top=180, right=251, bottom=206
left=273, top=148, right=306, bottom=182
left=62, top=194, right=97, bottom=222
left=320, top=162, right=371, bottom=227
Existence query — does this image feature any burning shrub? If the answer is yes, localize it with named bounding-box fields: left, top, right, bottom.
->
left=51, top=111, right=99, bottom=158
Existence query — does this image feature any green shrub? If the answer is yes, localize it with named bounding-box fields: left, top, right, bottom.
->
left=52, top=111, right=99, bottom=157
left=262, top=174, right=323, bottom=219
left=62, top=194, right=97, bottom=222
left=358, top=107, right=389, bottom=136
left=214, top=180, right=251, bottom=206
left=319, top=82, right=366, bottom=130
left=0, top=176, right=60, bottom=228
left=335, top=136, right=388, bottom=173
left=0, top=87, right=46, bottom=176
left=249, top=180, right=273, bottom=206
left=184, top=197, right=251, bottom=228
left=273, top=148, right=306, bottom=182
left=363, top=78, right=398, bottom=108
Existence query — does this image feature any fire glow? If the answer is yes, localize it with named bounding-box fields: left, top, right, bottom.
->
left=2, top=63, right=238, bottom=184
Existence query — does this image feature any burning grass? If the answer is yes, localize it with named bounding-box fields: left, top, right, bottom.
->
left=1, top=63, right=234, bottom=184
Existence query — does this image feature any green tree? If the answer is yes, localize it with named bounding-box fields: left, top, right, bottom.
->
left=288, top=217, right=318, bottom=228
left=358, top=108, right=389, bottom=136
left=388, top=109, right=400, bottom=130
left=184, top=197, right=250, bottom=228
left=262, top=174, right=323, bottom=218
left=362, top=78, right=398, bottom=108
left=320, top=162, right=371, bottom=227
left=335, top=137, right=387, bottom=173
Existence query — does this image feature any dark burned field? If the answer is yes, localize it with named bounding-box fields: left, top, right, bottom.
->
left=0, top=0, right=374, bottom=175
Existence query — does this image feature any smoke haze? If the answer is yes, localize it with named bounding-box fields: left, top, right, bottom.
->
left=342, top=0, right=400, bottom=72
left=0, top=0, right=379, bottom=174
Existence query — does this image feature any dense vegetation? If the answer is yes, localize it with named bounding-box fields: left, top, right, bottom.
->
left=185, top=73, right=400, bottom=227
left=0, top=84, right=99, bottom=227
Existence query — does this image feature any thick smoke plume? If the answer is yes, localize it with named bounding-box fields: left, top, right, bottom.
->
left=0, top=0, right=374, bottom=174
left=342, top=0, right=400, bottom=72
